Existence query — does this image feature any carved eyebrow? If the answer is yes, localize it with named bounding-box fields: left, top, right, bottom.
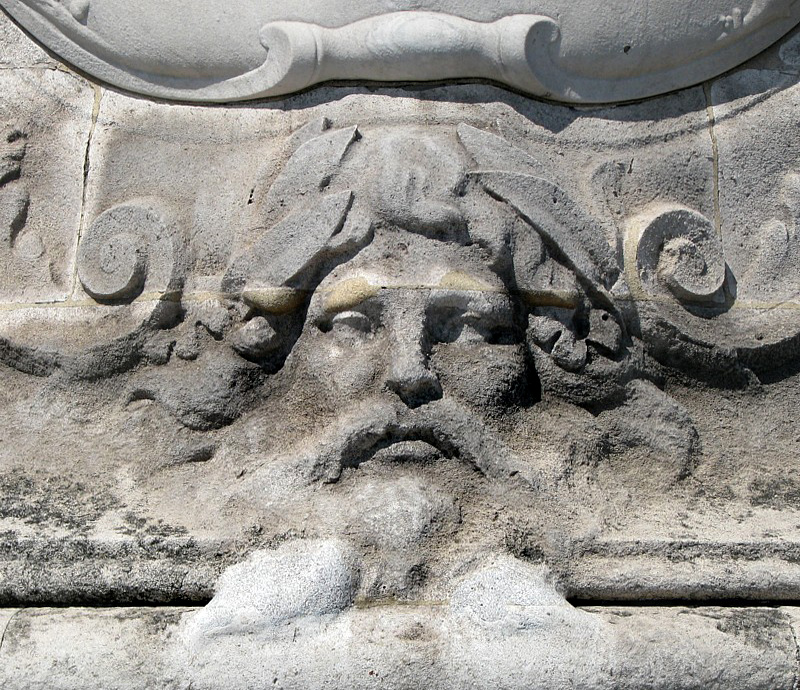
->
left=437, top=271, right=505, bottom=293
left=321, top=271, right=506, bottom=313
left=323, top=278, right=379, bottom=313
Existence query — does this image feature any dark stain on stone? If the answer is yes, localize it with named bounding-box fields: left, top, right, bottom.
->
left=715, top=608, right=788, bottom=650
left=0, top=470, right=119, bottom=531
left=749, top=477, right=800, bottom=509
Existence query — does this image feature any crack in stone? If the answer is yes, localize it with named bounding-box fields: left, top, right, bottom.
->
left=0, top=66, right=57, bottom=71
left=0, top=609, right=22, bottom=657
left=70, top=83, right=103, bottom=299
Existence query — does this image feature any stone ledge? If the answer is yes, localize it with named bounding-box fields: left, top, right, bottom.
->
left=0, top=603, right=796, bottom=689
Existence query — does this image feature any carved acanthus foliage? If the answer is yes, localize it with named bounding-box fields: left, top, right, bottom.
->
left=0, top=121, right=796, bottom=479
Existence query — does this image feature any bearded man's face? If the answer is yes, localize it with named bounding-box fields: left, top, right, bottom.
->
left=283, top=228, right=530, bottom=462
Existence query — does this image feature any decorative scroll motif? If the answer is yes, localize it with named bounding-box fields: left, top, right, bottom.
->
left=633, top=208, right=727, bottom=305
left=0, top=198, right=185, bottom=379
left=2, top=122, right=799, bottom=479
left=1, top=1, right=799, bottom=103
left=77, top=201, right=182, bottom=303
left=626, top=198, right=800, bottom=376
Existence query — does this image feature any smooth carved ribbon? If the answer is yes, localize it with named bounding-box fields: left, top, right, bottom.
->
left=255, top=13, right=561, bottom=99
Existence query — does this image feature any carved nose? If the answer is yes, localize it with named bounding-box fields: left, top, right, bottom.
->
left=385, top=341, right=442, bottom=408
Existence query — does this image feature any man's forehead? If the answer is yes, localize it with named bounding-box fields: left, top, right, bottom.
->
left=313, top=237, right=508, bottom=312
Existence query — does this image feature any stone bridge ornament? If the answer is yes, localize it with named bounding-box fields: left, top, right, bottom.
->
left=2, top=0, right=800, bottom=102
left=3, top=1, right=800, bottom=689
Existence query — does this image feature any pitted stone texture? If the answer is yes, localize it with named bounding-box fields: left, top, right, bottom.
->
left=0, top=38, right=800, bottom=690
left=0, top=84, right=793, bottom=610
left=174, top=555, right=800, bottom=689
left=0, top=8, right=55, bottom=69
left=0, top=607, right=185, bottom=690
left=0, top=68, right=93, bottom=303
left=712, top=69, right=800, bottom=304
left=78, top=89, right=298, bottom=283
left=183, top=540, right=360, bottom=642
left=0, top=595, right=796, bottom=688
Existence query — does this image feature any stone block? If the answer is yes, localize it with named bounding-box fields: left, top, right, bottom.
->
left=0, top=68, right=93, bottom=304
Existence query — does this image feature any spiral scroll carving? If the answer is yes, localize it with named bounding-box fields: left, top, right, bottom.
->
left=77, top=202, right=179, bottom=303
left=0, top=199, right=185, bottom=381
left=634, top=208, right=726, bottom=304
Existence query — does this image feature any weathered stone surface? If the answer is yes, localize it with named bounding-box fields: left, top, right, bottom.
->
left=0, top=592, right=797, bottom=689
left=2, top=6, right=800, bottom=689
left=0, top=607, right=186, bottom=689
left=713, top=66, right=800, bottom=305
left=0, top=67, right=94, bottom=303
left=0, top=7, right=55, bottom=68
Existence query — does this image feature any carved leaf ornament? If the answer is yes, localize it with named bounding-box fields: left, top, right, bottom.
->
left=1, top=120, right=799, bottom=434
left=1, top=0, right=799, bottom=103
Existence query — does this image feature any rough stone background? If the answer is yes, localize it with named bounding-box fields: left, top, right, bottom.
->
left=4, top=7, right=800, bottom=689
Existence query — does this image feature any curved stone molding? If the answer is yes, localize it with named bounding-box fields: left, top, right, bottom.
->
left=0, top=198, right=186, bottom=379
left=633, top=207, right=726, bottom=305
left=1, top=1, right=799, bottom=103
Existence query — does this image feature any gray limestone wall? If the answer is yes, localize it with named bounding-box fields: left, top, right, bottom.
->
left=3, top=5, right=800, bottom=688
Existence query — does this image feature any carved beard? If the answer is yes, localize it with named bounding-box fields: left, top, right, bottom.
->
left=246, top=396, right=544, bottom=492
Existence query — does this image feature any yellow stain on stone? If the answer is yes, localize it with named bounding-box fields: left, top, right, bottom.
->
left=323, top=278, right=379, bottom=312
left=242, top=287, right=304, bottom=314
left=437, top=271, right=499, bottom=292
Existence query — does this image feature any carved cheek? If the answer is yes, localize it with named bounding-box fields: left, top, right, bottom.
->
left=432, top=343, right=527, bottom=407
left=319, top=338, right=384, bottom=395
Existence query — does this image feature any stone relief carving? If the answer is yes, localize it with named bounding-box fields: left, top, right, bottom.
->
left=3, top=119, right=795, bottom=493
left=2, top=0, right=800, bottom=103
left=6, top=6, right=800, bottom=684
left=0, top=126, right=28, bottom=248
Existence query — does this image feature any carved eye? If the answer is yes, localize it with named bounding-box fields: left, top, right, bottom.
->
left=430, top=308, right=515, bottom=345
left=322, top=310, right=376, bottom=343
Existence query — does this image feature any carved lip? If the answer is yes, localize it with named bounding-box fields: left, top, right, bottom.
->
left=329, top=402, right=532, bottom=483
left=330, top=413, right=469, bottom=477
left=334, top=423, right=458, bottom=471
left=367, top=438, right=444, bottom=465
left=296, top=398, right=537, bottom=487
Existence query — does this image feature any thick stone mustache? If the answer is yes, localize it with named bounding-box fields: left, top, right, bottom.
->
left=269, top=397, right=544, bottom=489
